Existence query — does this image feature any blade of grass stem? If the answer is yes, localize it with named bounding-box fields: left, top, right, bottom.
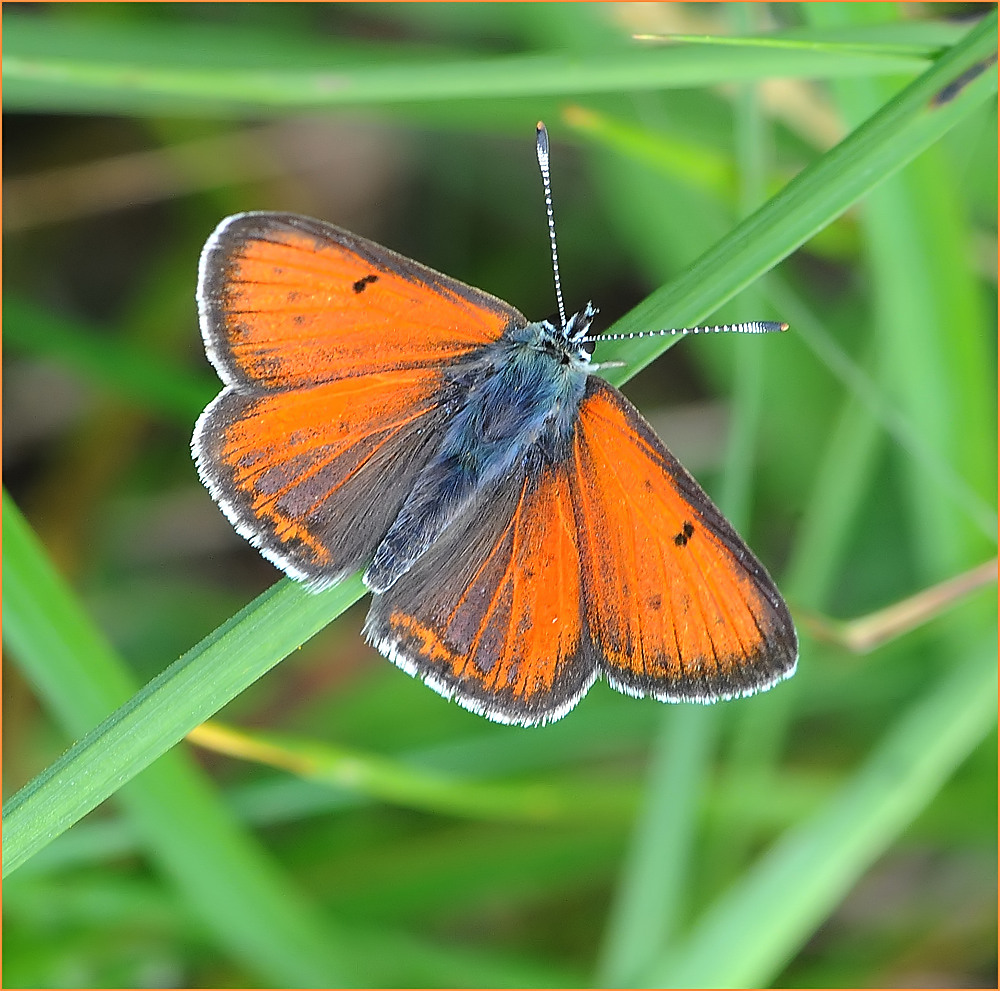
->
left=595, top=707, right=718, bottom=986
left=2, top=493, right=365, bottom=877
left=598, top=10, right=997, bottom=379
left=1, top=497, right=355, bottom=984
left=3, top=31, right=934, bottom=116
left=186, top=721, right=635, bottom=823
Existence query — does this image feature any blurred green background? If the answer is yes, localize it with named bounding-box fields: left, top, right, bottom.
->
left=3, top=3, right=996, bottom=988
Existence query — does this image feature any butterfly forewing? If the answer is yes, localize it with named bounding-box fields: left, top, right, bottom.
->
left=198, top=212, right=526, bottom=391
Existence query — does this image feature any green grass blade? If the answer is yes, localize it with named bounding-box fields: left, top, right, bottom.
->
left=1, top=496, right=355, bottom=984
left=772, top=279, right=996, bottom=541
left=805, top=1, right=996, bottom=581
left=3, top=493, right=364, bottom=877
left=2, top=21, right=936, bottom=116
left=187, top=721, right=635, bottom=823
left=596, top=707, right=718, bottom=986
left=2, top=512, right=138, bottom=728
left=645, top=34, right=943, bottom=57
left=598, top=9, right=997, bottom=380
left=642, top=639, right=997, bottom=988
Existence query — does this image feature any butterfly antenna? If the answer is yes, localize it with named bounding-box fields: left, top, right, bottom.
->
left=535, top=121, right=568, bottom=330
left=583, top=320, right=789, bottom=344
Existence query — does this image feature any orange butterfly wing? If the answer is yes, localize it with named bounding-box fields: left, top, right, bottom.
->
left=194, top=212, right=526, bottom=587
left=194, top=369, right=458, bottom=587
left=199, top=212, right=521, bottom=389
left=365, top=458, right=594, bottom=726
left=570, top=378, right=797, bottom=701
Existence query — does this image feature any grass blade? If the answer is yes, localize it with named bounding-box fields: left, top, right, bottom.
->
left=596, top=707, right=718, bottom=986
left=3, top=493, right=364, bottom=878
left=2, top=17, right=938, bottom=116
left=598, top=9, right=998, bottom=379
left=1, top=496, right=355, bottom=984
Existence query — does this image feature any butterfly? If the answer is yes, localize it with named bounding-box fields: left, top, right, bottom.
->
left=192, top=123, right=797, bottom=726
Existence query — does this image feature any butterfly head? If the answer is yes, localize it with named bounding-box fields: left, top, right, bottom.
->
left=534, top=301, right=599, bottom=367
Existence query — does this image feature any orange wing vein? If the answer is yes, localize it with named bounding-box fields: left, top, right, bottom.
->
left=194, top=367, right=454, bottom=588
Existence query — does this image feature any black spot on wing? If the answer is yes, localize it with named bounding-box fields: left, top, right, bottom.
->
left=352, top=273, right=380, bottom=294
left=673, top=521, right=695, bottom=547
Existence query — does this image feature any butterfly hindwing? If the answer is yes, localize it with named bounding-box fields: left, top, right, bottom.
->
left=570, top=377, right=798, bottom=702
left=363, top=375, right=796, bottom=724
left=364, top=456, right=598, bottom=726
left=193, top=369, right=457, bottom=588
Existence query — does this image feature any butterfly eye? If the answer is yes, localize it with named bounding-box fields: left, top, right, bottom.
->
left=563, top=302, right=598, bottom=344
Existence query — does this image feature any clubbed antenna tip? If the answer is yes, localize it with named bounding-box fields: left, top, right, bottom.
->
left=535, top=121, right=567, bottom=330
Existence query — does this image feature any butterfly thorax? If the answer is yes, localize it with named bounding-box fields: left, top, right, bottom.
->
left=363, top=306, right=595, bottom=592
